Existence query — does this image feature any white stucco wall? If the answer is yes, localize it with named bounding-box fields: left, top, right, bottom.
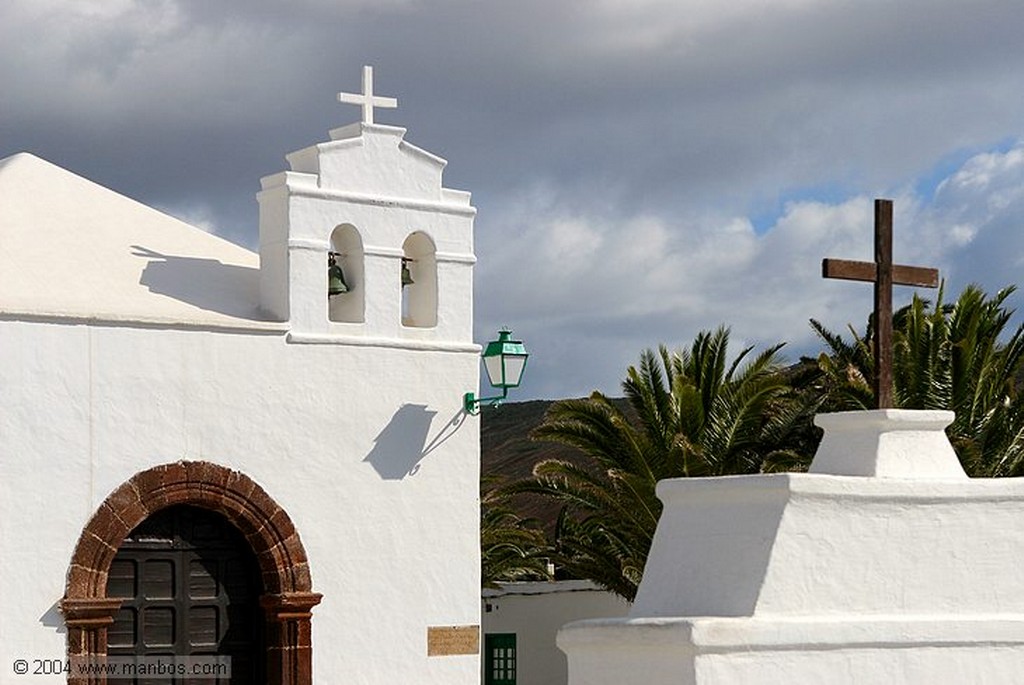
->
left=482, top=582, right=629, bottom=685
left=0, top=320, right=482, bottom=684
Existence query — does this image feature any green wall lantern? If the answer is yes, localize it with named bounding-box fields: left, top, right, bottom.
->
left=464, top=329, right=529, bottom=415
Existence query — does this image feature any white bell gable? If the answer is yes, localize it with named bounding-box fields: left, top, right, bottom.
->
left=258, top=120, right=476, bottom=347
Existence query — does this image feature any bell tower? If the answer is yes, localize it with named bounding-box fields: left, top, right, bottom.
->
left=257, top=66, right=476, bottom=348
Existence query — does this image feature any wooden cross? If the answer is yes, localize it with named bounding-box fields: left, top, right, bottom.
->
left=338, top=65, right=397, bottom=125
left=822, top=199, right=939, bottom=409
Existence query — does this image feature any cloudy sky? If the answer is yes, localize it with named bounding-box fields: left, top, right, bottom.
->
left=4, top=0, right=1024, bottom=399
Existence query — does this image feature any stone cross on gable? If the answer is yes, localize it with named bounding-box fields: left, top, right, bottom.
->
left=338, top=65, right=397, bottom=125
left=822, top=199, right=939, bottom=409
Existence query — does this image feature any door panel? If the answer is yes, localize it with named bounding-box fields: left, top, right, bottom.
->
left=106, top=506, right=263, bottom=685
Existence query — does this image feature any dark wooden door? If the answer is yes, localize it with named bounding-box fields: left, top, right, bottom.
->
left=106, top=505, right=264, bottom=684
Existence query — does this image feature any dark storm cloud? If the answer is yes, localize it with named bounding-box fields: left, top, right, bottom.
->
left=5, top=0, right=1024, bottom=398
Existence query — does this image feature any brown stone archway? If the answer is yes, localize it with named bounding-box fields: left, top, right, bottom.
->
left=61, top=461, right=321, bottom=685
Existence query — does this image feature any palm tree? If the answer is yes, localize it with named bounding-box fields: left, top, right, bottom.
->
left=811, top=284, right=1024, bottom=476
left=481, top=483, right=553, bottom=588
left=508, top=326, right=813, bottom=601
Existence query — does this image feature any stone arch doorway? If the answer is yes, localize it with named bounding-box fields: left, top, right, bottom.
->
left=61, top=461, right=321, bottom=685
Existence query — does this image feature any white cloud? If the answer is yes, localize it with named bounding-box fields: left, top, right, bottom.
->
left=480, top=142, right=1024, bottom=399
left=927, top=144, right=1024, bottom=290
left=935, top=146, right=1024, bottom=213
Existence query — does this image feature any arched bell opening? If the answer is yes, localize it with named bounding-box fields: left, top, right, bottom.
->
left=329, top=224, right=365, bottom=323
left=401, top=231, right=437, bottom=328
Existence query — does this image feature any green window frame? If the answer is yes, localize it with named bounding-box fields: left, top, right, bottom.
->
left=484, top=633, right=517, bottom=685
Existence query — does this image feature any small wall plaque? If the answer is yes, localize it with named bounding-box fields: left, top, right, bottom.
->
left=427, top=625, right=480, bottom=656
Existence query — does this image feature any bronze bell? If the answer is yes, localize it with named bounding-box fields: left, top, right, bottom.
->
left=401, top=258, right=414, bottom=287
left=328, top=253, right=349, bottom=296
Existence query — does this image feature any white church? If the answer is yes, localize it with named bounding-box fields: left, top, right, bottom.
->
left=0, top=67, right=484, bottom=684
